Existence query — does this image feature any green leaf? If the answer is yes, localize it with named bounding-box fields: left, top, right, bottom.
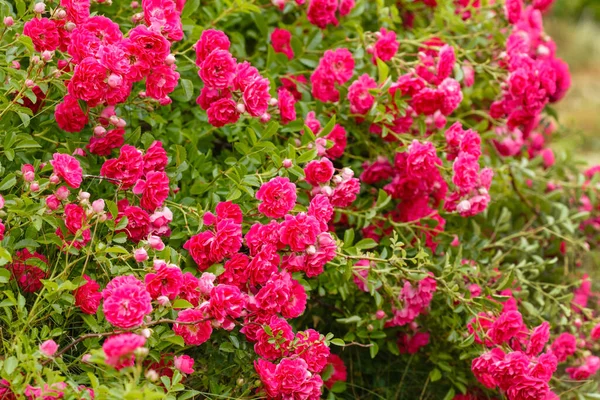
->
left=343, top=229, right=355, bottom=248
left=355, top=239, right=377, bottom=250
left=319, top=115, right=337, bottom=138
left=330, top=338, right=345, bottom=346
left=0, top=248, right=12, bottom=266
left=4, top=356, right=17, bottom=374
left=376, top=58, right=389, bottom=85
left=172, top=299, right=194, bottom=309
left=369, top=342, right=379, bottom=358
left=429, top=368, right=442, bottom=382
left=0, top=174, right=16, bottom=191
left=297, top=149, right=318, bottom=164
left=0, top=268, right=10, bottom=284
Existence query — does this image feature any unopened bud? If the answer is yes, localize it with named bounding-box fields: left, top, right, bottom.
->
left=107, top=73, right=122, bottom=88
left=55, top=186, right=69, bottom=200
left=78, top=191, right=90, bottom=201
left=341, top=168, right=354, bottom=180
left=109, top=115, right=119, bottom=125
left=269, top=97, right=278, bottom=106
left=131, top=1, right=139, bottom=8
left=236, top=103, right=246, bottom=113
left=145, top=369, right=159, bottom=381
left=25, top=79, right=35, bottom=88
left=148, top=235, right=165, bottom=251
left=321, top=185, right=333, bottom=196
left=92, top=199, right=105, bottom=213
left=4, top=17, right=14, bottom=27
left=49, top=174, right=60, bottom=184
left=306, top=245, right=316, bottom=255
left=33, top=2, right=46, bottom=14
left=93, top=126, right=107, bottom=137
left=260, top=112, right=271, bottom=123
left=134, top=248, right=148, bottom=262
left=31, top=55, right=41, bottom=64
left=457, top=200, right=471, bottom=213
left=282, top=159, right=292, bottom=169
left=55, top=9, right=67, bottom=19
left=65, top=22, right=76, bottom=31
left=30, top=182, right=40, bottom=192
left=141, top=328, right=152, bottom=338
left=157, top=296, right=170, bottom=307
left=116, top=118, right=127, bottom=128
left=332, top=175, right=342, bottom=184
left=134, top=347, right=149, bottom=358
left=82, top=354, right=92, bottom=363
left=375, top=310, right=386, bottom=320
left=165, top=54, right=176, bottom=65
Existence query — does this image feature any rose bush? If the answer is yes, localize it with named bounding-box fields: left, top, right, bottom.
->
left=0, top=0, right=599, bottom=398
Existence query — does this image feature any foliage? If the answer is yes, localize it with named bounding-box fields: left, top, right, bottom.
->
left=0, top=0, right=599, bottom=399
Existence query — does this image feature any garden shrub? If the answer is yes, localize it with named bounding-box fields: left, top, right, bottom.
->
left=0, top=0, right=598, bottom=399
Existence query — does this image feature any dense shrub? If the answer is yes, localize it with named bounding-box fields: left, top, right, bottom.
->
left=0, top=0, right=599, bottom=399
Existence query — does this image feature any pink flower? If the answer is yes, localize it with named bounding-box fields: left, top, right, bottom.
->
left=215, top=201, right=243, bottom=224
left=199, top=49, right=236, bottom=89
left=7, top=250, right=47, bottom=293
left=331, top=177, right=360, bottom=207
left=129, top=25, right=170, bottom=66
left=23, top=18, right=59, bottom=52
left=87, top=128, right=125, bottom=156
left=505, top=375, right=549, bottom=400
left=173, top=308, right=212, bottom=345
left=103, top=333, right=146, bottom=370
left=280, top=213, right=321, bottom=251
left=348, top=74, right=377, bottom=115
left=102, top=275, right=152, bottom=329
left=527, top=322, right=550, bottom=356
left=145, top=65, right=180, bottom=101
left=294, top=329, right=330, bottom=373
left=256, top=177, right=297, bottom=218
left=184, top=231, right=217, bottom=270
left=397, top=332, right=430, bottom=354
left=50, top=153, right=83, bottom=189
left=566, top=356, right=600, bottom=380
left=530, top=352, right=557, bottom=381
left=145, top=261, right=183, bottom=300
left=178, top=272, right=202, bottom=306
left=550, top=332, right=577, bottom=362
left=308, top=194, right=333, bottom=231
left=174, top=355, right=195, bottom=374
left=277, top=87, right=297, bottom=124
left=144, top=141, right=169, bottom=174
left=325, top=124, right=347, bottom=159
left=207, top=98, right=240, bottom=127
left=591, top=323, right=600, bottom=340
left=338, top=0, right=355, bottom=15
left=243, top=76, right=271, bottom=117
left=489, top=310, right=525, bottom=345
left=55, top=95, right=89, bottom=133
left=282, top=278, right=307, bottom=318
left=100, top=145, right=144, bottom=190
left=67, top=57, right=108, bottom=107
left=436, top=45, right=456, bottom=81
left=271, top=28, right=294, bottom=60
left=233, top=61, right=261, bottom=92
left=195, top=29, right=230, bottom=66
left=133, top=171, right=170, bottom=212
left=117, top=200, right=150, bottom=243
left=254, top=316, right=294, bottom=360
left=307, top=0, right=339, bottom=29
left=74, top=275, right=102, bottom=315
left=505, top=0, right=523, bottom=24
left=452, top=153, right=480, bottom=193
left=209, top=284, right=246, bottom=329
left=321, top=48, right=355, bottom=85
left=324, top=354, right=347, bottom=389
left=471, top=347, right=506, bottom=389
left=304, top=158, right=334, bottom=186
left=256, top=271, right=293, bottom=314
left=212, top=218, right=243, bottom=260
left=369, top=28, right=399, bottom=63
left=39, top=340, right=58, bottom=357
left=439, top=78, right=463, bottom=115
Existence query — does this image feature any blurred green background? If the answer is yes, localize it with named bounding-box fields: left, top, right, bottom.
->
left=548, top=0, right=600, bottom=164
